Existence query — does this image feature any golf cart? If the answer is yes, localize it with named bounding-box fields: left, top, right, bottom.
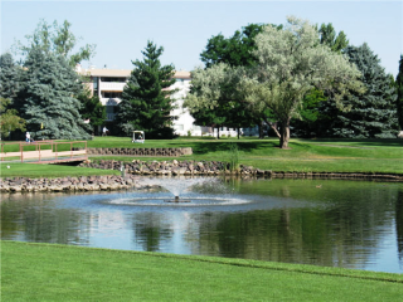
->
left=132, top=131, right=145, bottom=143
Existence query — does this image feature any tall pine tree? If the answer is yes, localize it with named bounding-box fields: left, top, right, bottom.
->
left=115, top=41, right=177, bottom=138
left=318, top=23, right=349, bottom=53
left=397, top=55, right=403, bottom=130
left=331, top=43, right=398, bottom=138
left=16, top=47, right=91, bottom=139
left=0, top=53, right=21, bottom=99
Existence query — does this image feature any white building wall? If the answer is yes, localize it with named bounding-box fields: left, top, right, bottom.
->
left=170, top=79, right=202, bottom=136
left=78, top=67, right=203, bottom=135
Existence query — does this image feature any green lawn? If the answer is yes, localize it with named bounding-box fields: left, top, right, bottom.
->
left=2, top=241, right=402, bottom=302
left=88, top=136, right=403, bottom=174
left=0, top=162, right=120, bottom=178
left=1, top=136, right=402, bottom=178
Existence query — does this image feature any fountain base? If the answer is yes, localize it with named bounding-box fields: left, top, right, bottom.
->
left=164, top=196, right=191, bottom=203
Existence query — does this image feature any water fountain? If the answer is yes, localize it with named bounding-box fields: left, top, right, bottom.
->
left=139, top=177, right=214, bottom=203
left=108, top=176, right=253, bottom=207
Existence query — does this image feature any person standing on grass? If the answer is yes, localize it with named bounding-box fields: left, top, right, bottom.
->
left=26, top=132, right=30, bottom=143
left=102, top=127, right=108, bottom=137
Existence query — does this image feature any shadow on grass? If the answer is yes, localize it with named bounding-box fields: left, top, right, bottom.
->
left=302, top=138, right=403, bottom=147
left=169, top=141, right=280, bottom=155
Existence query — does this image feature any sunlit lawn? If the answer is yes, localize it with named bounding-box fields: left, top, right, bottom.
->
left=87, top=136, right=403, bottom=174
left=2, top=241, right=402, bottom=302
left=1, top=136, right=402, bottom=177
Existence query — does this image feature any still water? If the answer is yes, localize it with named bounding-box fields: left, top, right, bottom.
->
left=1, top=177, right=402, bottom=274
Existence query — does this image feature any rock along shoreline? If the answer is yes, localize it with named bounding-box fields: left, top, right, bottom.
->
left=78, top=160, right=403, bottom=181
left=1, top=159, right=402, bottom=193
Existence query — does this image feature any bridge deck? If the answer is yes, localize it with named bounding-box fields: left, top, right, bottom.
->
left=1, top=141, right=88, bottom=164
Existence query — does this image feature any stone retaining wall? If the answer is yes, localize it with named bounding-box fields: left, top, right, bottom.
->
left=79, top=160, right=403, bottom=181
left=0, top=175, right=140, bottom=193
left=87, top=147, right=192, bottom=157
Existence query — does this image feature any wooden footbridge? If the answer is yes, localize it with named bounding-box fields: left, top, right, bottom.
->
left=0, top=140, right=88, bottom=164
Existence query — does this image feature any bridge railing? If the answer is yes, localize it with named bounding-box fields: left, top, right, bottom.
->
left=0, top=141, right=88, bottom=163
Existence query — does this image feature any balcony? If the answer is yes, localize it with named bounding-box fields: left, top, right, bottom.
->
left=99, top=82, right=126, bottom=92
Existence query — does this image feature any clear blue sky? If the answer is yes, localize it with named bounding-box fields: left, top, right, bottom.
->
left=1, top=1, right=402, bottom=76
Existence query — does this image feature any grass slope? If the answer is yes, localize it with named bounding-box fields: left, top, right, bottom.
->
left=88, top=137, right=403, bottom=174
left=2, top=241, right=402, bottom=302
left=1, top=137, right=402, bottom=178
left=0, top=163, right=120, bottom=178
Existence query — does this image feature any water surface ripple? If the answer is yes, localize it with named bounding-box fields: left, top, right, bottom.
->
left=1, top=177, right=402, bottom=274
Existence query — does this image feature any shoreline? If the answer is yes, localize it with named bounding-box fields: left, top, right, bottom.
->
left=1, top=171, right=402, bottom=193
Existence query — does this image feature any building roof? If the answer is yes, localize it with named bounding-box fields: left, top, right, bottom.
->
left=77, top=68, right=191, bottom=79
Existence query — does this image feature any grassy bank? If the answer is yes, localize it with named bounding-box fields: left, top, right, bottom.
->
left=2, top=241, right=402, bottom=302
left=1, top=137, right=402, bottom=178
left=0, top=162, right=120, bottom=178
left=88, top=137, right=403, bottom=174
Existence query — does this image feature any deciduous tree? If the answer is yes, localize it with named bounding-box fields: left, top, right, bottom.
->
left=14, top=20, right=95, bottom=67
left=200, top=23, right=282, bottom=68
left=239, top=17, right=363, bottom=148
left=0, top=98, right=25, bottom=140
left=397, top=55, right=403, bottom=130
left=77, top=88, right=106, bottom=135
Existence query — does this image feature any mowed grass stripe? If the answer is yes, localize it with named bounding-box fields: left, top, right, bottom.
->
left=2, top=241, right=403, bottom=302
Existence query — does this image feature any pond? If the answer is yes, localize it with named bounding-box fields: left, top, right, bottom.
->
left=1, top=177, right=402, bottom=274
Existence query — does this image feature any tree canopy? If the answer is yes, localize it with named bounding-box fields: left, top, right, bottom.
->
left=15, top=47, right=91, bottom=139
left=14, top=20, right=96, bottom=67
left=0, top=53, right=21, bottom=99
left=318, top=23, right=349, bottom=53
left=0, top=98, right=25, bottom=140
left=397, top=55, right=403, bottom=130
left=77, top=88, right=106, bottom=135
left=187, top=17, right=364, bottom=148
left=329, top=44, right=398, bottom=138
left=115, top=41, right=177, bottom=138
left=200, top=23, right=282, bottom=68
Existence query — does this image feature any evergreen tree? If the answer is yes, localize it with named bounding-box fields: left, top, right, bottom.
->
left=397, top=55, right=403, bottom=129
left=0, top=53, right=21, bottom=99
left=331, top=43, right=398, bottom=138
left=115, top=41, right=177, bottom=138
left=16, top=47, right=91, bottom=139
left=318, top=23, right=349, bottom=53
left=77, top=88, right=106, bottom=135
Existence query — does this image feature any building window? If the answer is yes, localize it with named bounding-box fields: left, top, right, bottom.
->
left=176, top=78, right=184, bottom=83
left=93, top=77, right=98, bottom=95
left=106, top=106, right=115, bottom=114
left=103, top=92, right=122, bottom=98
left=101, top=77, right=127, bottom=82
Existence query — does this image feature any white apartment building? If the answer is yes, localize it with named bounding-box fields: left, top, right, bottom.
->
left=76, top=65, right=239, bottom=137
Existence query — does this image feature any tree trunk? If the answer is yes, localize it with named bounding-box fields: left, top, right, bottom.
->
left=262, top=118, right=281, bottom=139
left=237, top=127, right=240, bottom=139
left=280, top=119, right=291, bottom=149
left=216, top=126, right=220, bottom=139
left=258, top=121, right=263, bottom=139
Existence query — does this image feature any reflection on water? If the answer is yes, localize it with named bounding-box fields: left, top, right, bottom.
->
left=1, top=178, right=402, bottom=274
